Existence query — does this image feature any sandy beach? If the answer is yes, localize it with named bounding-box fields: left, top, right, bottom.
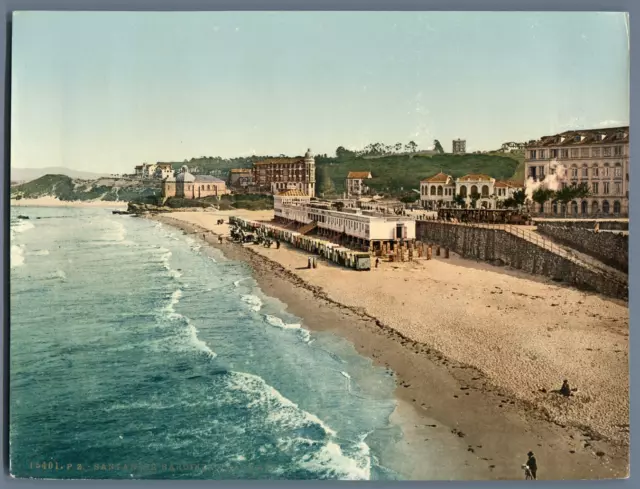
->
left=10, top=197, right=128, bottom=208
left=149, top=209, right=628, bottom=480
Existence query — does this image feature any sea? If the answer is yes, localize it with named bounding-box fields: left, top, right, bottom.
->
left=9, top=206, right=408, bottom=480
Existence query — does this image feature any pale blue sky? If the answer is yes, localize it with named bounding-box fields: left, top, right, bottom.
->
left=11, top=11, right=629, bottom=173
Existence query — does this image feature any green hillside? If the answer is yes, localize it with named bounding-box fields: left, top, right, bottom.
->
left=11, top=174, right=159, bottom=202
left=317, top=153, right=522, bottom=197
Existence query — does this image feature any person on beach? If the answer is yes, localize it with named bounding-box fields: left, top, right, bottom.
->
left=276, top=240, right=281, bottom=249
left=375, top=257, right=380, bottom=268
left=218, top=235, right=223, bottom=244
left=560, top=379, right=571, bottom=397
left=526, top=451, right=537, bottom=480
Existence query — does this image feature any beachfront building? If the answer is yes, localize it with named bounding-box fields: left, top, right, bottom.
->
left=252, top=148, right=316, bottom=197
left=420, top=172, right=524, bottom=209
left=134, top=165, right=144, bottom=177
left=345, top=171, right=373, bottom=198
left=228, top=169, right=253, bottom=188
left=420, top=172, right=455, bottom=208
left=525, top=126, right=629, bottom=216
left=274, top=201, right=415, bottom=246
left=452, top=139, right=466, bottom=154
left=162, top=165, right=229, bottom=200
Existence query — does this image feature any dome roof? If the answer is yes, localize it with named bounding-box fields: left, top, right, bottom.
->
left=305, top=148, right=313, bottom=158
left=176, top=171, right=195, bottom=183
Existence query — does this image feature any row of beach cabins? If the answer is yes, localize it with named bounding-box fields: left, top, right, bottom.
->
left=229, top=216, right=372, bottom=270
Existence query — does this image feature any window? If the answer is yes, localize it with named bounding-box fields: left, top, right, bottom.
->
left=603, top=167, right=610, bottom=177
left=550, top=149, right=558, bottom=158
left=593, top=167, right=600, bottom=178
left=603, top=147, right=612, bottom=157
left=615, top=183, right=622, bottom=195
left=592, top=148, right=600, bottom=157
left=574, top=135, right=581, bottom=142
left=614, top=146, right=623, bottom=156
left=592, top=182, right=599, bottom=194
left=581, top=148, right=589, bottom=157
left=614, top=166, right=622, bottom=177
left=539, top=150, right=545, bottom=159
left=603, top=182, right=610, bottom=195
left=571, top=168, right=578, bottom=178
left=529, top=150, right=537, bottom=160
left=570, top=148, right=579, bottom=158
left=560, top=149, right=569, bottom=158
left=582, top=167, right=588, bottom=177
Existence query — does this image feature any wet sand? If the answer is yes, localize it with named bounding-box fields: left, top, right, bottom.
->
left=148, top=210, right=629, bottom=480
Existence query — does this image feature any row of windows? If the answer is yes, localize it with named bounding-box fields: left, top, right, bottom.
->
left=531, top=165, right=623, bottom=178
left=563, top=181, right=624, bottom=195
left=528, top=146, right=625, bottom=160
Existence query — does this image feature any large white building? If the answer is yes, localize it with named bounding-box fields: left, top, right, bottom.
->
left=419, top=172, right=523, bottom=209
left=524, top=126, right=629, bottom=216
left=274, top=200, right=415, bottom=243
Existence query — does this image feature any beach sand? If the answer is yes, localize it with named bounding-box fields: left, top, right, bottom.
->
left=150, top=209, right=628, bottom=480
left=11, top=197, right=128, bottom=208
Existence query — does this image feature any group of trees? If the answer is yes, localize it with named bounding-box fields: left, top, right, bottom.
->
left=444, top=183, right=591, bottom=213
left=335, top=141, right=419, bottom=159
left=530, top=183, right=591, bottom=213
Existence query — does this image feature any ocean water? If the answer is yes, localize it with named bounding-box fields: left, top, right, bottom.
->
left=9, top=207, right=405, bottom=480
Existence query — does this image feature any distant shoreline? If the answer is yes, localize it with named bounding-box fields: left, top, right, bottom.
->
left=10, top=197, right=128, bottom=208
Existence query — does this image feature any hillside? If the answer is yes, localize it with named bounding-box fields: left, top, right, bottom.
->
left=11, top=174, right=160, bottom=202
left=316, top=152, right=522, bottom=197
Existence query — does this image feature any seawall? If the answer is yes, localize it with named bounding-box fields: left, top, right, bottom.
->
left=416, top=221, right=627, bottom=300
left=536, top=223, right=628, bottom=273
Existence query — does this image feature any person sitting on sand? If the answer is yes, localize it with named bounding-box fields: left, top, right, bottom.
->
left=526, top=451, right=537, bottom=480
left=560, top=379, right=571, bottom=397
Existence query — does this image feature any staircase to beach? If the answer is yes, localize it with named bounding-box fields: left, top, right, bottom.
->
left=471, top=223, right=628, bottom=292
left=297, top=221, right=318, bottom=235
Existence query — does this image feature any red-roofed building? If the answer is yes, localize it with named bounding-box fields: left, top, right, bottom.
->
left=345, top=171, right=373, bottom=197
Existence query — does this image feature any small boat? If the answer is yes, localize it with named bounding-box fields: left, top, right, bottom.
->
left=17, top=215, right=30, bottom=220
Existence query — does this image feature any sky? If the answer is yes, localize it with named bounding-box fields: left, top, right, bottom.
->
left=11, top=11, right=629, bottom=174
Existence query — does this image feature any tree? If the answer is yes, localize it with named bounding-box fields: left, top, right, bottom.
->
left=470, top=191, right=481, bottom=209
left=407, top=141, right=418, bottom=153
left=552, top=183, right=590, bottom=217
left=433, top=140, right=445, bottom=154
left=531, top=187, right=555, bottom=214
left=512, top=189, right=527, bottom=207
left=395, top=142, right=402, bottom=153
left=453, top=194, right=466, bottom=208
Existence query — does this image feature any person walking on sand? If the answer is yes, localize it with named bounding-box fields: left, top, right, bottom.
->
left=276, top=240, right=280, bottom=249
left=526, top=451, right=537, bottom=480
left=375, top=257, right=380, bottom=268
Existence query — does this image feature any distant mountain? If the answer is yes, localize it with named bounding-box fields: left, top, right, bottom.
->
left=10, top=167, right=111, bottom=182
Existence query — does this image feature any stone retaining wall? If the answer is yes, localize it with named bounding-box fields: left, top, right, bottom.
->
left=536, top=223, right=628, bottom=273
left=416, top=221, right=627, bottom=300
left=534, top=220, right=628, bottom=231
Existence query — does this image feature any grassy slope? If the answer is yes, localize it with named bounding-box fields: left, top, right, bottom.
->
left=317, top=153, right=522, bottom=196
left=11, top=174, right=159, bottom=202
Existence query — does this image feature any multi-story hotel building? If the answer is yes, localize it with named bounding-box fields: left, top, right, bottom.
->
left=525, top=126, right=629, bottom=216
left=252, top=148, right=316, bottom=197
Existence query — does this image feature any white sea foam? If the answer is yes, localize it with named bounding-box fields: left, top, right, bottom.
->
left=241, top=295, right=263, bottom=312
left=11, top=245, right=25, bottom=268
left=11, top=220, right=35, bottom=236
left=264, top=315, right=311, bottom=343
left=158, top=248, right=182, bottom=279
left=340, top=371, right=351, bottom=380
left=228, top=371, right=370, bottom=480
left=233, top=277, right=250, bottom=288
left=54, top=269, right=67, bottom=280
left=30, top=249, right=50, bottom=256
